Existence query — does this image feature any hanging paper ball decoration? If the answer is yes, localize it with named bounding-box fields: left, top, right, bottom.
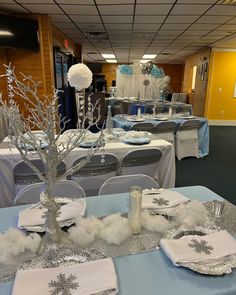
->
left=119, top=64, right=133, bottom=75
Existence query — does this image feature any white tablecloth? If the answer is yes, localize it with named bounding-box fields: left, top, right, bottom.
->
left=0, top=138, right=175, bottom=207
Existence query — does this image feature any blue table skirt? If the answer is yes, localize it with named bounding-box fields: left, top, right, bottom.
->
left=2, top=186, right=236, bottom=295
left=112, top=115, right=209, bottom=158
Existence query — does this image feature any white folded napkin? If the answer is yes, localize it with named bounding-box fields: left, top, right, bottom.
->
left=160, top=230, right=236, bottom=266
left=18, top=199, right=86, bottom=228
left=142, top=191, right=189, bottom=209
left=12, top=258, right=118, bottom=295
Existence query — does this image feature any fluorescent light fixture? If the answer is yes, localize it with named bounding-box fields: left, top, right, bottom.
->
left=102, top=54, right=115, bottom=58
left=106, top=59, right=117, bottom=63
left=191, top=65, right=197, bottom=91
left=139, top=60, right=148, bottom=63
left=142, top=54, right=157, bottom=59
left=0, top=30, right=13, bottom=36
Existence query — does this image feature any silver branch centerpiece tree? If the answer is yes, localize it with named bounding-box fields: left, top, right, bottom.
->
left=0, top=64, right=103, bottom=253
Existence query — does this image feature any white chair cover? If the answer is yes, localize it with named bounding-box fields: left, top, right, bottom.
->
left=0, top=112, right=9, bottom=143
left=171, top=93, right=187, bottom=103
left=0, top=159, right=15, bottom=207
left=131, top=122, right=154, bottom=132
left=153, top=121, right=177, bottom=144
left=175, top=119, right=200, bottom=160
left=71, top=153, right=119, bottom=197
left=98, top=174, right=159, bottom=195
left=14, top=180, right=86, bottom=205
left=13, top=160, right=66, bottom=195
left=119, top=148, right=162, bottom=182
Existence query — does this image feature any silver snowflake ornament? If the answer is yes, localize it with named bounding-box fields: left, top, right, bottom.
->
left=152, top=197, right=169, bottom=206
left=49, top=273, right=79, bottom=295
left=188, top=239, right=213, bottom=255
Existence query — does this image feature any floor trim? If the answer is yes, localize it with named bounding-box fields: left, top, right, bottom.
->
left=209, top=120, right=236, bottom=126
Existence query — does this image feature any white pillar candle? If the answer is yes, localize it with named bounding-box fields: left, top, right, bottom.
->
left=128, top=186, right=142, bottom=234
left=137, top=107, right=142, bottom=118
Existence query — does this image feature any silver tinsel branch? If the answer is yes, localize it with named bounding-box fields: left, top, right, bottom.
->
left=0, top=64, right=103, bottom=252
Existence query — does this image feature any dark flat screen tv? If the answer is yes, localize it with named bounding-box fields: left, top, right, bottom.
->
left=0, top=13, right=39, bottom=51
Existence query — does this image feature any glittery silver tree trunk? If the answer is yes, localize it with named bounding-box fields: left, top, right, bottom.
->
left=0, top=64, right=103, bottom=253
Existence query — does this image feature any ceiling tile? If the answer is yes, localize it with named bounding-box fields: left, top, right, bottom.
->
left=177, top=35, right=202, bottom=40
left=102, top=15, right=133, bottom=23
left=171, top=4, right=211, bottom=15
left=17, top=0, right=54, bottom=2
left=161, top=23, right=191, bottom=30
left=51, top=14, right=71, bottom=22
left=22, top=4, right=63, bottom=14
left=137, top=0, right=175, bottom=2
left=177, top=0, right=216, bottom=3
left=158, top=29, right=184, bottom=35
left=57, top=0, right=94, bottom=3
left=98, top=4, right=133, bottom=15
left=188, top=23, right=220, bottom=30
left=60, top=5, right=98, bottom=15
left=70, top=15, right=101, bottom=22
left=54, top=22, right=77, bottom=29
left=217, top=24, right=236, bottom=31
left=105, top=23, right=132, bottom=30
left=134, top=15, right=166, bottom=23
left=155, top=35, right=176, bottom=40
left=0, top=0, right=15, bottom=3
left=78, top=23, right=104, bottom=30
left=183, top=30, right=210, bottom=35
left=226, top=17, right=236, bottom=24
left=135, top=4, right=172, bottom=15
left=196, top=15, right=233, bottom=24
left=206, top=5, right=236, bottom=16
left=97, top=0, right=134, bottom=3
left=133, top=23, right=161, bottom=31
left=165, top=15, right=200, bottom=23
left=0, top=3, right=29, bottom=13
left=207, top=31, right=231, bottom=36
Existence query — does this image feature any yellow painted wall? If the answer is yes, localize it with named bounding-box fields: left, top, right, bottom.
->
left=205, top=50, right=236, bottom=120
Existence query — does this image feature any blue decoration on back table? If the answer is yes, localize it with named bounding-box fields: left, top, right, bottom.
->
left=119, top=64, right=133, bottom=76
left=151, top=65, right=165, bottom=78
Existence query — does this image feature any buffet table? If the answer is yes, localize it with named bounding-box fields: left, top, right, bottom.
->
left=1, top=186, right=236, bottom=295
left=0, top=138, right=175, bottom=206
left=113, top=115, right=209, bottom=158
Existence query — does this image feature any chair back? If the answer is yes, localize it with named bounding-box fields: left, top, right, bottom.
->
left=131, top=122, right=154, bottom=132
left=13, top=159, right=66, bottom=194
left=153, top=121, right=177, bottom=133
left=119, top=148, right=162, bottom=181
left=71, top=153, right=119, bottom=196
left=14, top=180, right=86, bottom=205
left=99, top=174, right=159, bottom=195
left=0, top=158, right=15, bottom=207
left=179, top=119, right=200, bottom=131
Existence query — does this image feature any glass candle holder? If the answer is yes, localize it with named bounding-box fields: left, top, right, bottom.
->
left=128, top=186, right=142, bottom=234
left=212, top=200, right=225, bottom=218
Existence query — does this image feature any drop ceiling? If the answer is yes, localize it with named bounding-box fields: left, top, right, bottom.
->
left=1, top=0, right=236, bottom=63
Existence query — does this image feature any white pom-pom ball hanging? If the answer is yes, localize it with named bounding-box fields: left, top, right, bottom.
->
left=67, top=63, right=93, bottom=91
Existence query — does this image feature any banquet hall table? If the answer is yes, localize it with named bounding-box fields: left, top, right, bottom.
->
left=0, top=138, right=175, bottom=206
left=112, top=115, right=209, bottom=158
left=1, top=186, right=236, bottom=295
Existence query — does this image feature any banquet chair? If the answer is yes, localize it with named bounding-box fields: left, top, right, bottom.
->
left=13, top=159, right=66, bottom=195
left=118, top=148, right=162, bottom=182
left=14, top=180, right=86, bottom=205
left=0, top=158, right=15, bottom=207
left=98, top=174, right=159, bottom=195
left=152, top=121, right=177, bottom=144
left=175, top=119, right=201, bottom=160
left=131, top=122, right=154, bottom=132
left=70, top=153, right=119, bottom=197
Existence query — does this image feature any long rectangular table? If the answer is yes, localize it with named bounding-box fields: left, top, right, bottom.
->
left=1, top=186, right=236, bottom=295
left=112, top=115, right=209, bottom=158
left=0, top=138, right=175, bottom=207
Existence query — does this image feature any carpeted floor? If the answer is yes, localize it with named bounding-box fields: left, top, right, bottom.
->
left=176, top=126, right=236, bottom=205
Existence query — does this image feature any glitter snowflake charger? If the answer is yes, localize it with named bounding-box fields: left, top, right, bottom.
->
left=49, top=273, right=79, bottom=295
left=0, top=64, right=103, bottom=253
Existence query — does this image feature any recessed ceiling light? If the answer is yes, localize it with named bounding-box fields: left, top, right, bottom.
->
left=142, top=54, right=157, bottom=59
left=102, top=54, right=115, bottom=58
left=0, top=30, right=13, bottom=36
left=106, top=59, right=117, bottom=63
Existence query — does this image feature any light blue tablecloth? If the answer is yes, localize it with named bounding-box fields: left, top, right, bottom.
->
left=112, top=115, right=209, bottom=158
left=2, top=186, right=236, bottom=295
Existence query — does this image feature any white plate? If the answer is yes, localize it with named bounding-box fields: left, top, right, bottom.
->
left=127, top=117, right=145, bottom=122
left=152, top=117, right=169, bottom=121
left=180, top=116, right=196, bottom=119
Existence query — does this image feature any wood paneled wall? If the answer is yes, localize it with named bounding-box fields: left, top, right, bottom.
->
left=183, top=48, right=212, bottom=117
left=101, top=63, right=184, bottom=92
